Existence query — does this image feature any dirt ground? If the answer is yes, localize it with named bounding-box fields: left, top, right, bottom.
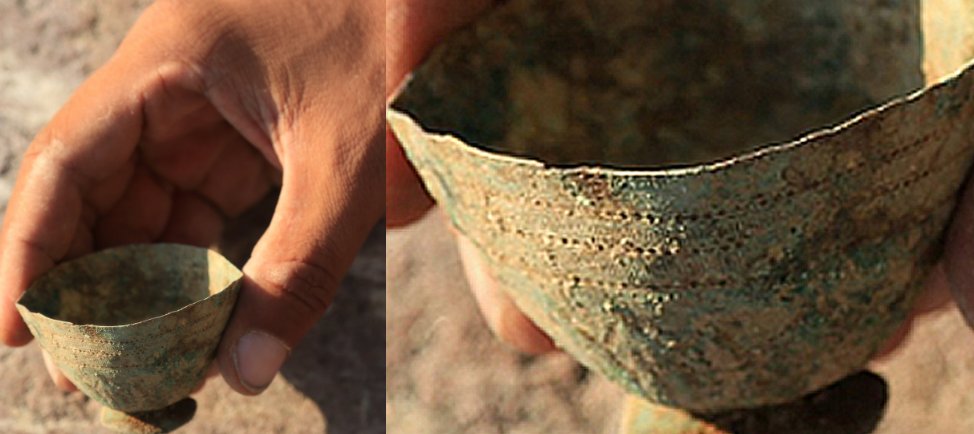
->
left=0, top=1, right=384, bottom=433
left=389, top=211, right=974, bottom=434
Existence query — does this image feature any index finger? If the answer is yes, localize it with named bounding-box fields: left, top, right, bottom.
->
left=0, top=58, right=146, bottom=346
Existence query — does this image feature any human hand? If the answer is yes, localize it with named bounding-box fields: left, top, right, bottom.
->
left=386, top=0, right=557, bottom=355
left=0, top=0, right=383, bottom=395
left=874, top=180, right=974, bottom=359
left=386, top=0, right=972, bottom=361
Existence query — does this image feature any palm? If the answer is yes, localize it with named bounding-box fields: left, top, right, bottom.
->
left=65, top=76, right=276, bottom=261
left=0, top=61, right=281, bottom=344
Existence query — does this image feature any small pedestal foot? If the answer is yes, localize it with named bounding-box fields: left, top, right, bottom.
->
left=620, top=371, right=888, bottom=434
left=100, top=397, right=197, bottom=434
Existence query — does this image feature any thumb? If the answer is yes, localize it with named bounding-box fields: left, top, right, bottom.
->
left=216, top=132, right=384, bottom=395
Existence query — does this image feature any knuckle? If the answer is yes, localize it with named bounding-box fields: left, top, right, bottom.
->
left=126, top=0, right=230, bottom=68
left=260, top=260, right=340, bottom=317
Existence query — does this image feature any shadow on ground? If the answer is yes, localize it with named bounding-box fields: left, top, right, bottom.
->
left=220, top=194, right=387, bottom=434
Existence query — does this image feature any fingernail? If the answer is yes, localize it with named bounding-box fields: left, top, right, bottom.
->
left=233, top=330, right=290, bottom=393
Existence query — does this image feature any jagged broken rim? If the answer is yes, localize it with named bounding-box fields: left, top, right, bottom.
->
left=14, top=244, right=243, bottom=413
left=15, top=243, right=242, bottom=329
left=388, top=53, right=974, bottom=410
left=389, top=58, right=974, bottom=177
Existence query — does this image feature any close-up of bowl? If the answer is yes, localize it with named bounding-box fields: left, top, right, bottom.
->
left=389, top=0, right=974, bottom=413
left=15, top=244, right=242, bottom=432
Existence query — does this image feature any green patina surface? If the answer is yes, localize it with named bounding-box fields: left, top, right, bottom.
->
left=15, top=244, right=241, bottom=426
left=390, top=0, right=974, bottom=412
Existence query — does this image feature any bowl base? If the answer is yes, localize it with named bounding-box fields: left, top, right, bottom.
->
left=620, top=371, right=887, bottom=434
left=100, top=398, right=197, bottom=434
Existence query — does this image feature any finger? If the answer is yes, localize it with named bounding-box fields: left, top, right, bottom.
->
left=0, top=58, right=148, bottom=346
left=190, top=363, right=220, bottom=396
left=872, top=317, right=913, bottom=361
left=385, top=0, right=496, bottom=95
left=871, top=263, right=952, bottom=361
left=141, top=118, right=238, bottom=191
left=386, top=128, right=433, bottom=227
left=190, top=378, right=208, bottom=395
left=93, top=166, right=173, bottom=248
left=216, top=127, right=384, bottom=396
left=42, top=349, right=78, bottom=392
left=158, top=191, right=226, bottom=247
left=456, top=234, right=557, bottom=355
left=944, top=177, right=974, bottom=328
left=913, top=263, right=952, bottom=315
left=384, top=0, right=496, bottom=227
left=63, top=206, right=97, bottom=262
left=194, top=139, right=274, bottom=218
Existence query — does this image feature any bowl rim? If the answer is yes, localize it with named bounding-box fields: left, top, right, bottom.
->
left=389, top=58, right=974, bottom=178
left=15, top=243, right=242, bottom=331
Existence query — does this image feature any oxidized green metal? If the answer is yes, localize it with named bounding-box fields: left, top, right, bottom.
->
left=16, top=244, right=241, bottom=432
left=389, top=0, right=974, bottom=412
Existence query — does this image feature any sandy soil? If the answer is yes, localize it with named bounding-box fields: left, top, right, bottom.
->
left=0, top=1, right=384, bottom=433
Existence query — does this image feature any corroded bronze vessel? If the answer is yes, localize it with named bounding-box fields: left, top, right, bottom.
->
left=390, top=0, right=974, bottom=412
left=17, top=244, right=241, bottom=433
